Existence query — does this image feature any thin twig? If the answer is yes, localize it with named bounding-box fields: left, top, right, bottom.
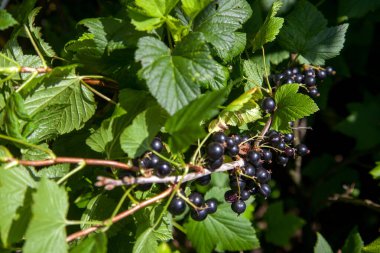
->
left=96, top=160, right=245, bottom=188
left=328, top=194, right=380, bottom=213
left=4, top=157, right=137, bottom=171
left=66, top=185, right=175, bottom=242
left=254, top=116, right=272, bottom=148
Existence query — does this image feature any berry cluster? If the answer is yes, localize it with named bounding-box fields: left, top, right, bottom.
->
left=131, top=137, right=173, bottom=178
left=168, top=192, right=218, bottom=221
left=271, top=66, right=335, bottom=97
left=202, top=130, right=309, bottom=215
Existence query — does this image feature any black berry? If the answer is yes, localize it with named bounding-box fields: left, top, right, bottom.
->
left=231, top=200, right=246, bottom=214
left=261, top=149, right=273, bottom=162
left=190, top=209, right=208, bottom=221
left=208, top=156, right=224, bottom=171
left=259, top=184, right=271, bottom=198
left=261, top=97, right=276, bottom=113
left=151, top=137, right=163, bottom=152
left=224, top=190, right=239, bottom=203
left=277, top=155, right=289, bottom=166
left=196, top=175, right=211, bottom=186
left=244, top=163, right=256, bottom=177
left=283, top=133, right=294, bottom=143
left=212, top=132, right=226, bottom=143
left=156, top=162, right=172, bottom=177
left=247, top=150, right=260, bottom=163
left=256, top=168, right=271, bottom=183
left=228, top=145, right=240, bottom=156
left=207, top=142, right=224, bottom=161
left=205, top=199, right=218, bottom=214
left=296, top=144, right=309, bottom=156
left=168, top=197, right=186, bottom=215
left=304, top=76, right=316, bottom=86
left=240, top=190, right=251, bottom=201
left=189, top=192, right=204, bottom=207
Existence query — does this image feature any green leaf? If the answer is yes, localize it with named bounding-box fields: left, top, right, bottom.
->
left=70, top=232, right=107, bottom=253
left=27, top=8, right=56, bottom=57
left=23, top=177, right=68, bottom=253
left=136, top=33, right=225, bottom=115
left=133, top=228, right=158, bottom=253
left=272, top=83, right=319, bottom=132
left=184, top=203, right=259, bottom=253
left=129, top=0, right=179, bottom=31
left=165, top=89, right=227, bottom=152
left=369, top=162, right=380, bottom=180
left=120, top=105, right=168, bottom=158
left=181, top=0, right=212, bottom=20
left=35, top=164, right=70, bottom=180
left=314, top=233, right=333, bottom=253
left=251, top=0, right=284, bottom=51
left=23, top=66, right=96, bottom=135
left=0, top=10, right=18, bottom=31
left=242, top=56, right=270, bottom=89
left=363, top=236, right=380, bottom=253
left=338, top=0, right=380, bottom=20
left=336, top=94, right=380, bottom=150
left=342, top=227, right=363, bottom=253
left=278, top=1, right=348, bottom=65
left=2, top=93, right=30, bottom=140
left=0, top=165, right=36, bottom=246
left=86, top=89, right=153, bottom=158
left=264, top=202, right=305, bottom=247
left=193, top=0, right=252, bottom=61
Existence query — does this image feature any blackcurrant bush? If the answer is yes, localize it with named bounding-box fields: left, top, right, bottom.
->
left=259, top=184, right=271, bottom=198
left=296, top=144, right=309, bottom=156
left=207, top=142, right=224, bottom=161
left=261, top=149, right=273, bottom=162
left=304, top=76, right=316, bottom=86
left=151, top=137, right=163, bottom=152
left=239, top=190, right=250, bottom=201
left=261, top=97, right=276, bottom=113
left=190, top=209, right=208, bottom=221
left=256, top=168, right=271, bottom=183
left=212, top=132, right=226, bottom=144
left=283, top=133, right=294, bottom=143
left=231, top=200, right=246, bottom=214
left=196, top=174, right=211, bottom=186
left=156, top=162, right=172, bottom=178
left=247, top=150, right=260, bottom=163
left=189, top=192, right=204, bottom=207
left=168, top=197, right=186, bottom=215
left=205, top=199, right=218, bottom=214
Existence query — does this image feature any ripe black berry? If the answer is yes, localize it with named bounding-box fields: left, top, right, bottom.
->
left=148, top=154, right=160, bottom=168
left=240, top=190, right=251, bottom=201
left=304, top=69, right=315, bottom=77
left=207, top=142, right=224, bottom=161
left=256, top=168, right=271, bottom=183
left=169, top=197, right=186, bottom=215
left=296, top=144, right=309, bottom=156
left=244, top=163, right=256, bottom=177
left=261, top=97, right=276, bottom=113
left=309, top=87, right=320, bottom=97
left=284, top=147, right=295, bottom=157
left=156, top=162, right=172, bottom=177
left=189, top=192, right=204, bottom=207
left=277, top=155, right=289, bottom=166
left=229, top=177, right=246, bottom=191
left=283, top=133, right=294, bottom=143
left=247, top=150, right=260, bottom=163
left=317, top=69, right=327, bottom=79
left=276, top=141, right=286, bottom=150
left=212, top=132, right=226, bottom=143
left=228, top=145, right=240, bottom=156
left=196, top=174, right=211, bottom=186
left=269, top=134, right=281, bottom=145
left=231, top=135, right=241, bottom=144
left=231, top=200, right=246, bottom=214
left=326, top=66, right=334, bottom=75
left=205, top=199, right=218, bottom=214
left=151, top=137, right=163, bottom=152
left=304, top=76, right=316, bottom=87
left=224, top=190, right=238, bottom=203
left=225, top=137, right=236, bottom=148
left=261, top=149, right=273, bottom=162
left=284, top=78, right=294, bottom=84
left=294, top=74, right=304, bottom=83
left=190, top=209, right=208, bottom=221
left=259, top=184, right=271, bottom=198
left=208, top=156, right=224, bottom=171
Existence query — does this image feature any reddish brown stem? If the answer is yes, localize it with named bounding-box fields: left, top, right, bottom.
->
left=254, top=116, right=272, bottom=148
left=6, top=157, right=137, bottom=171
left=66, top=185, right=175, bottom=242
